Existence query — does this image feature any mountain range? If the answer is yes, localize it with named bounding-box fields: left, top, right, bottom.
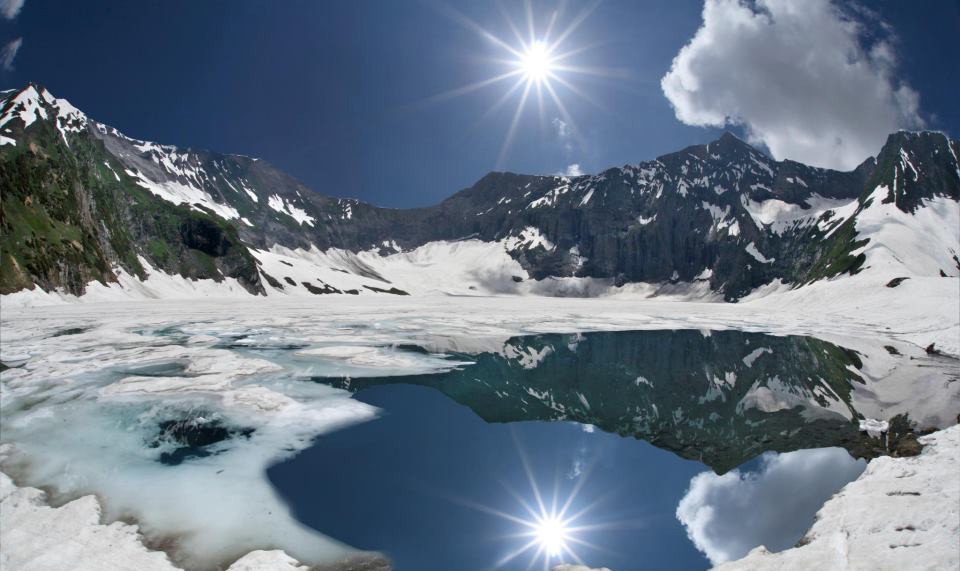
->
left=1, top=83, right=957, bottom=301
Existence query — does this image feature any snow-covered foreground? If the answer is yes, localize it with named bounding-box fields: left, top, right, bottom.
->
left=0, top=449, right=326, bottom=571
left=1, top=295, right=957, bottom=570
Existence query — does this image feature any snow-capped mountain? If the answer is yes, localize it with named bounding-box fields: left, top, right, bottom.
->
left=1, top=83, right=958, bottom=301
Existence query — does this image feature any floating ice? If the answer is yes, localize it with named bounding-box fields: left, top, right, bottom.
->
left=0, top=321, right=382, bottom=568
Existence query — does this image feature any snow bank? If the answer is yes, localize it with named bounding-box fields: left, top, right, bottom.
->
left=0, top=256, right=254, bottom=308
left=743, top=274, right=960, bottom=356
left=0, top=464, right=180, bottom=571
left=0, top=467, right=345, bottom=571
left=355, top=239, right=529, bottom=295
left=741, top=194, right=854, bottom=234
left=854, top=190, right=959, bottom=278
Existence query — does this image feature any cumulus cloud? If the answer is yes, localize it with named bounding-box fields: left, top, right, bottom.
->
left=1, top=0, right=24, bottom=20
left=1, top=37, right=21, bottom=71
left=564, top=163, right=584, bottom=176
left=661, top=0, right=924, bottom=171
left=554, top=163, right=585, bottom=177
left=676, top=447, right=865, bottom=565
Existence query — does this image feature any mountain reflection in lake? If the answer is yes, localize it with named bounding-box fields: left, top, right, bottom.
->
left=267, top=329, right=953, bottom=570
left=314, top=329, right=894, bottom=473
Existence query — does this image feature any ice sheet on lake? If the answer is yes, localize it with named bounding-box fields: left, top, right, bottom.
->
left=0, top=319, right=437, bottom=568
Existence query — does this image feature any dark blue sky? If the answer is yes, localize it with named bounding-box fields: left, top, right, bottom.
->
left=2, top=1, right=958, bottom=207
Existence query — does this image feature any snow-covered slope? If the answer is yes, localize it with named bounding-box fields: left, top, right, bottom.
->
left=1, top=84, right=958, bottom=349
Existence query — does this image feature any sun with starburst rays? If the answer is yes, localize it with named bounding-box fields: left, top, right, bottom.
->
left=444, top=428, right=635, bottom=571
left=429, top=1, right=617, bottom=168
left=490, top=436, right=603, bottom=570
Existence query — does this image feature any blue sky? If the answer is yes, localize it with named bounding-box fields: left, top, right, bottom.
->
left=1, top=0, right=958, bottom=207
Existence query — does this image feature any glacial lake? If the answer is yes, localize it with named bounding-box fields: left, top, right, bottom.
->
left=5, top=319, right=952, bottom=571
left=267, top=329, right=904, bottom=570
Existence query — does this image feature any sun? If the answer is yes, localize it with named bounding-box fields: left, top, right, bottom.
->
left=442, top=429, right=634, bottom=570
left=427, top=2, right=619, bottom=168
left=533, top=514, right=570, bottom=557
left=519, top=40, right=554, bottom=84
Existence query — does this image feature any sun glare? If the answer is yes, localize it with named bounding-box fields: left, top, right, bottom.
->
left=519, top=40, right=553, bottom=83
left=443, top=430, right=627, bottom=571
left=534, top=514, right=570, bottom=556
left=428, top=1, right=617, bottom=168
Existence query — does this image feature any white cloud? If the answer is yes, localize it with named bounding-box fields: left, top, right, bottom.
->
left=0, top=0, right=24, bottom=20
left=563, top=163, right=584, bottom=176
left=676, top=447, right=865, bottom=565
left=661, top=0, right=923, bottom=171
left=553, top=116, right=572, bottom=139
left=553, top=116, right=575, bottom=152
left=1, top=37, right=21, bottom=71
left=567, top=457, right=584, bottom=479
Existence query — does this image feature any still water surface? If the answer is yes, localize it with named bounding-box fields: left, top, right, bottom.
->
left=269, top=329, right=887, bottom=570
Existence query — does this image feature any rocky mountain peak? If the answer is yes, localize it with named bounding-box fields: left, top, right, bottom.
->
left=867, top=130, right=960, bottom=212
left=1, top=83, right=88, bottom=147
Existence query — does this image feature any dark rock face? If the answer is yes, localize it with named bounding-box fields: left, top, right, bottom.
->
left=2, top=84, right=958, bottom=298
left=871, top=131, right=960, bottom=213
left=179, top=217, right=232, bottom=257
